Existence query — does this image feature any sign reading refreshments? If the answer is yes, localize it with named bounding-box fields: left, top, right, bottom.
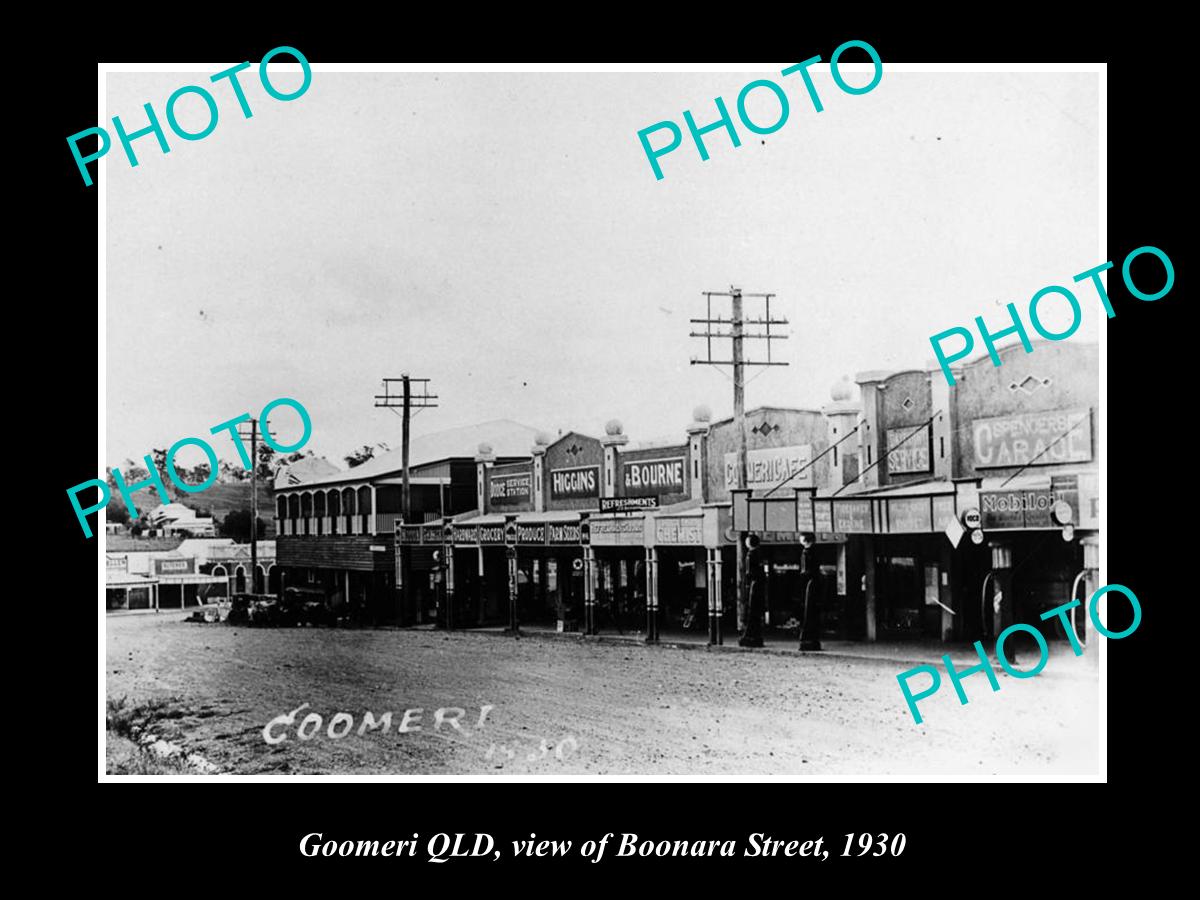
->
left=489, top=470, right=532, bottom=506
left=623, top=457, right=685, bottom=497
left=600, top=496, right=658, bottom=513
left=550, top=465, right=599, bottom=501
left=725, top=445, right=812, bottom=491
left=886, top=427, right=930, bottom=474
left=972, top=407, right=1093, bottom=468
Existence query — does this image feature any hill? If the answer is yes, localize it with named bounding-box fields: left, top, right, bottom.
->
left=111, top=480, right=276, bottom=536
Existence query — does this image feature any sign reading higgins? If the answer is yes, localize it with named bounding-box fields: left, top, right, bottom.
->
left=550, top=465, right=599, bottom=501
left=972, top=408, right=1093, bottom=468
left=623, top=457, right=685, bottom=497
left=725, top=445, right=812, bottom=491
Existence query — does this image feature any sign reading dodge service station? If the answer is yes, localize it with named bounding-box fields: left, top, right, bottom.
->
left=550, top=465, right=599, bottom=501
left=623, top=456, right=685, bottom=497
left=972, top=407, right=1093, bottom=468
left=724, top=444, right=813, bottom=490
left=489, top=470, right=532, bottom=506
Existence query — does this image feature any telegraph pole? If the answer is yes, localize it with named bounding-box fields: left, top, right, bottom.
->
left=690, top=286, right=788, bottom=646
left=237, top=418, right=275, bottom=594
left=376, top=376, right=438, bottom=623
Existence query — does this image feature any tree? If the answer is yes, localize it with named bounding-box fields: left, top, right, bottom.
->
left=345, top=442, right=389, bottom=468
left=107, top=503, right=130, bottom=525
left=256, top=441, right=276, bottom=479
left=221, top=508, right=267, bottom=543
left=218, top=459, right=249, bottom=483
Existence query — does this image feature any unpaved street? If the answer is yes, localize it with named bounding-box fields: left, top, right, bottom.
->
left=105, top=613, right=1099, bottom=776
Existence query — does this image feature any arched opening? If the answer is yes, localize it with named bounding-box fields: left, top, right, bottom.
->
left=328, top=489, right=341, bottom=534
left=235, top=565, right=247, bottom=594
left=268, top=563, right=281, bottom=595
left=342, top=488, right=357, bottom=533
left=357, top=486, right=372, bottom=534
left=300, top=493, right=313, bottom=536
left=287, top=495, right=300, bottom=535
left=314, top=491, right=327, bottom=535
left=255, top=564, right=267, bottom=593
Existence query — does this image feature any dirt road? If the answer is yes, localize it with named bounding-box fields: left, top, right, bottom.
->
left=105, top=612, right=1099, bottom=776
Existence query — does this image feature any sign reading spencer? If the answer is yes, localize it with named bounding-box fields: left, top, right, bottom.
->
left=623, top=457, right=685, bottom=497
left=550, top=466, right=599, bottom=501
left=725, top=445, right=812, bottom=491
left=972, top=408, right=1093, bottom=468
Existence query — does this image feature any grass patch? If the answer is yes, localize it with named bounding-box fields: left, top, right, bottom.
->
left=106, top=695, right=180, bottom=739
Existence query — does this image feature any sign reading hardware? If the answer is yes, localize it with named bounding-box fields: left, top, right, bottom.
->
left=725, top=445, right=813, bottom=491
left=550, top=465, right=599, bottom=500
left=489, top=469, right=532, bottom=506
left=971, top=407, right=1093, bottom=468
left=600, top=496, right=659, bottom=513
left=623, top=457, right=685, bottom=497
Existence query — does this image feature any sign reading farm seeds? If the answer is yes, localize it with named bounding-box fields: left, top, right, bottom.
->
left=724, top=444, right=813, bottom=491
left=971, top=408, right=1093, bottom=468
left=549, top=466, right=599, bottom=501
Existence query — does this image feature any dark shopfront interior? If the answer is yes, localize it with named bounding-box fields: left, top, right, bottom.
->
left=515, top=548, right=585, bottom=628
left=760, top=542, right=842, bottom=639
left=592, top=549, right=646, bottom=635
left=985, top=530, right=1089, bottom=645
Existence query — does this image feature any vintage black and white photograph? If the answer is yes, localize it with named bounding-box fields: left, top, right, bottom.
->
left=98, top=61, right=1104, bottom=778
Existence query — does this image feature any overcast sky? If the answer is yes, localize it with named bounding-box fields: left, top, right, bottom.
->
left=105, top=67, right=1099, bottom=470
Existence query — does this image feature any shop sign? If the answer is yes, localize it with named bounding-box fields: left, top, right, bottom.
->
left=600, top=496, right=658, bottom=513
left=478, top=524, right=506, bottom=544
left=759, top=531, right=803, bottom=544
left=979, top=484, right=1083, bottom=530
left=516, top=523, right=546, bottom=545
left=833, top=499, right=872, bottom=533
left=886, top=427, right=930, bottom=474
left=971, top=407, right=1093, bottom=468
left=961, top=507, right=981, bottom=529
left=1077, top=471, right=1099, bottom=529
left=549, top=465, right=599, bottom=501
left=655, top=517, right=703, bottom=546
left=589, top=517, right=644, bottom=547
left=154, top=557, right=194, bottom=575
left=489, top=470, right=532, bottom=506
left=814, top=500, right=833, bottom=534
left=623, top=457, right=685, bottom=497
left=933, top=495, right=957, bottom=531
left=420, top=524, right=443, bottom=545
left=398, top=525, right=422, bottom=545
left=548, top=523, right=582, bottom=544
left=106, top=555, right=128, bottom=571
left=724, top=444, right=813, bottom=491
left=888, top=497, right=932, bottom=533
left=452, top=524, right=480, bottom=544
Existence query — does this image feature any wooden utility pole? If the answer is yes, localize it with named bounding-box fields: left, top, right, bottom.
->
left=690, top=286, right=788, bottom=646
left=376, top=376, right=438, bottom=623
left=237, top=418, right=275, bottom=594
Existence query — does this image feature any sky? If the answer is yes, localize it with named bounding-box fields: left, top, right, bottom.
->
left=105, top=66, right=1100, bottom=471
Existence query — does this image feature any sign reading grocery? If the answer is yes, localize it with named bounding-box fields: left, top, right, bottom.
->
left=724, top=445, right=813, bottom=491
left=489, top=470, right=532, bottom=506
left=972, top=408, right=1093, bottom=468
left=550, top=466, right=599, bottom=500
left=623, top=457, right=685, bottom=497
left=886, top=427, right=930, bottom=474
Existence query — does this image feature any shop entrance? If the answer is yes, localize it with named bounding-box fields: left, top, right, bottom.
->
left=656, top=547, right=706, bottom=633
left=593, top=550, right=645, bottom=635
